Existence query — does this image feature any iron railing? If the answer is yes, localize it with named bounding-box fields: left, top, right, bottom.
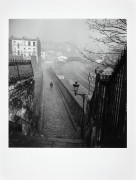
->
left=85, top=48, right=127, bottom=147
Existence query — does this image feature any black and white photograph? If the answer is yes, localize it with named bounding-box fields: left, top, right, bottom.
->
left=0, top=0, right=136, bottom=180
left=9, top=19, right=127, bottom=148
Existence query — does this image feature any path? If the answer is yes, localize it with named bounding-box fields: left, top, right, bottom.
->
left=41, top=64, right=80, bottom=139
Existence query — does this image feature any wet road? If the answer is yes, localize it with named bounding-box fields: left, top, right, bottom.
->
left=55, top=61, right=95, bottom=107
left=41, top=63, right=80, bottom=139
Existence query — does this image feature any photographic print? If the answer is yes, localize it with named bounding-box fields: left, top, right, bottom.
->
left=9, top=19, right=127, bottom=148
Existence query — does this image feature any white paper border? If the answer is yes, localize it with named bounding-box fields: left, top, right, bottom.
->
left=0, top=0, right=136, bottom=180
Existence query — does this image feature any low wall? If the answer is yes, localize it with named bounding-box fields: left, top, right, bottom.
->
left=31, top=56, right=43, bottom=133
left=50, top=69, right=83, bottom=132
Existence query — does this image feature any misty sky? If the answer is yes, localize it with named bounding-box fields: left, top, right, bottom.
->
left=9, top=19, right=92, bottom=47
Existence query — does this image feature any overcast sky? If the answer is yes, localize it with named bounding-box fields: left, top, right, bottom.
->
left=9, top=19, right=92, bottom=46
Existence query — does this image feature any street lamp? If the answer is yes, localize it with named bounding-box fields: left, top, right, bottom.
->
left=73, top=81, right=86, bottom=138
left=73, top=81, right=79, bottom=95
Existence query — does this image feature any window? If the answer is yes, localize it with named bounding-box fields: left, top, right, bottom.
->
left=17, top=43, right=19, bottom=48
left=18, top=51, right=20, bottom=55
left=28, top=41, right=31, bottom=46
left=33, top=42, right=35, bottom=46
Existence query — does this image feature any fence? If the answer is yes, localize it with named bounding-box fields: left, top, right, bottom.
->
left=84, top=48, right=127, bottom=147
left=9, top=58, right=34, bottom=85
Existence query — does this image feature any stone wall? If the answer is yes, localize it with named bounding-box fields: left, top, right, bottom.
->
left=31, top=56, right=43, bottom=133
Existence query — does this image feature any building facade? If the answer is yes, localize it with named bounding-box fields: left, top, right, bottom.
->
left=41, top=49, right=46, bottom=60
left=9, top=36, right=41, bottom=62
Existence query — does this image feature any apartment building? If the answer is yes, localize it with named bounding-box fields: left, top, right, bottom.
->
left=9, top=36, right=41, bottom=62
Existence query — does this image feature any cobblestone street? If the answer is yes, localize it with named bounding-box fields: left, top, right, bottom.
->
left=41, top=64, right=81, bottom=139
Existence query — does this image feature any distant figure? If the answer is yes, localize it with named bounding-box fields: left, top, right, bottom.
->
left=50, top=81, right=53, bottom=89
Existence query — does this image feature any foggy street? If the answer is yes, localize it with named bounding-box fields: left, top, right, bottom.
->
left=9, top=19, right=127, bottom=149
left=41, top=62, right=81, bottom=139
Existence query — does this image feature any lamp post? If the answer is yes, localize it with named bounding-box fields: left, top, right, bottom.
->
left=73, top=81, right=86, bottom=138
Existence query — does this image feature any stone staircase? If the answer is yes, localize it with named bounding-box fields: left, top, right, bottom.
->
left=9, top=134, right=88, bottom=148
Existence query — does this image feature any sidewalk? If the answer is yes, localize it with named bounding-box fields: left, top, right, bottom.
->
left=41, top=65, right=81, bottom=139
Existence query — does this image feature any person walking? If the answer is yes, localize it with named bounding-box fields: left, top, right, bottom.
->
left=50, top=81, right=53, bottom=89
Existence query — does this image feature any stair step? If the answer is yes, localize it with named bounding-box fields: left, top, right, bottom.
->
left=9, top=135, right=88, bottom=148
left=47, top=137, right=87, bottom=144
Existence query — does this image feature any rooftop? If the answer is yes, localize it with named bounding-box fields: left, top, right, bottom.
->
left=9, top=36, right=39, bottom=41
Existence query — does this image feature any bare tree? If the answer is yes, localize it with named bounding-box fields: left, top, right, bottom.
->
left=78, top=19, right=127, bottom=68
left=87, top=19, right=127, bottom=47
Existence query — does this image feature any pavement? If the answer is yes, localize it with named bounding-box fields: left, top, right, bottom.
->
left=41, top=63, right=81, bottom=140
